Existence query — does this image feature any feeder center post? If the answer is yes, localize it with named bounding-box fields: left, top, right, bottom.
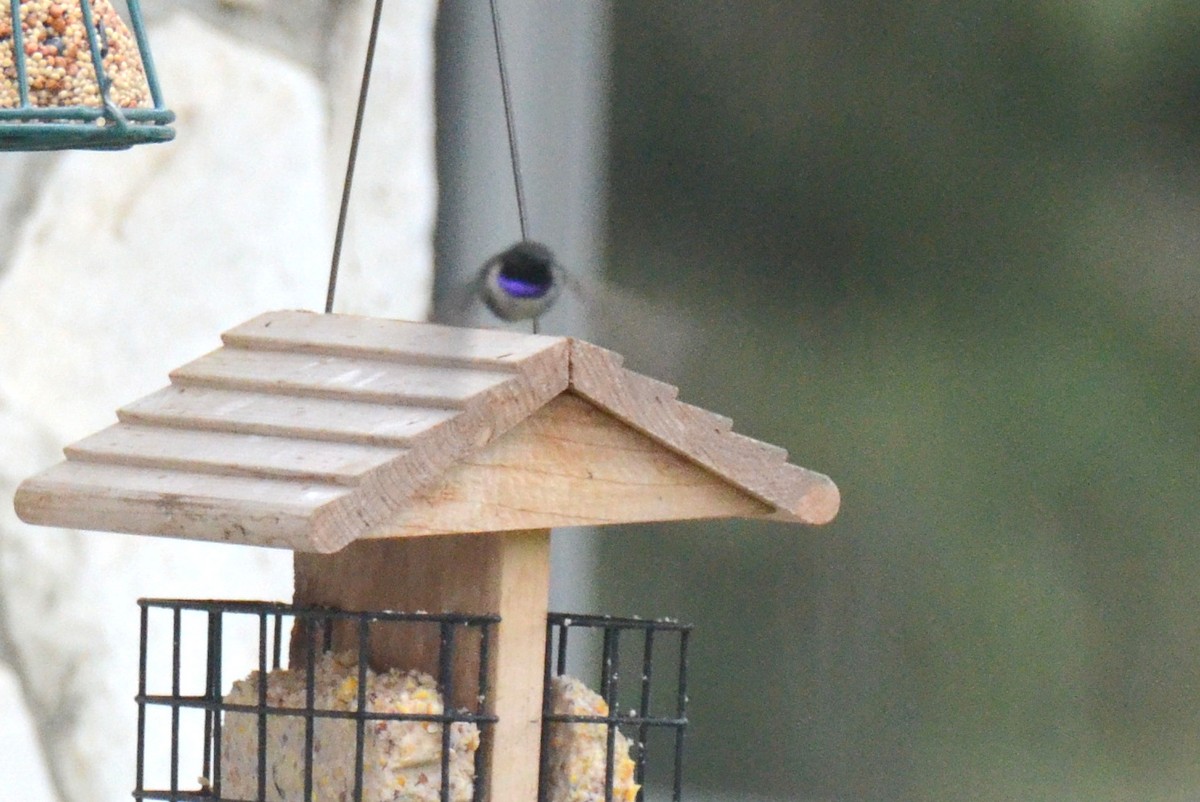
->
left=293, top=529, right=552, bottom=802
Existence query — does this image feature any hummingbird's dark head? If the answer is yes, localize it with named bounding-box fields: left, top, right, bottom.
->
left=494, top=241, right=557, bottom=299
left=481, top=240, right=563, bottom=322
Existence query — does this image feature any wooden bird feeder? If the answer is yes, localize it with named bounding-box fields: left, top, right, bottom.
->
left=14, top=309, right=839, bottom=802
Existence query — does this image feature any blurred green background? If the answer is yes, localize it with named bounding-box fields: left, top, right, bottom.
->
left=592, top=2, right=1200, bottom=800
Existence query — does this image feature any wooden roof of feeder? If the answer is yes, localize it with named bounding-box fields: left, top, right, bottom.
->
left=14, top=310, right=839, bottom=553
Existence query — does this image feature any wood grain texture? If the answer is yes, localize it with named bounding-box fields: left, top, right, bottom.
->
left=67, top=423, right=404, bottom=485
left=224, top=309, right=564, bottom=369
left=120, top=385, right=460, bottom=447
left=13, top=310, right=840, bottom=552
left=14, top=312, right=571, bottom=552
left=292, top=530, right=551, bottom=802
left=15, top=461, right=338, bottom=549
left=309, top=332, right=570, bottom=551
left=370, top=393, right=770, bottom=537
left=171, top=347, right=513, bottom=407
left=567, top=338, right=841, bottom=524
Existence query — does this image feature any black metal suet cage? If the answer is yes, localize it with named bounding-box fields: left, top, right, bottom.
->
left=135, top=600, right=498, bottom=802
left=137, top=601, right=691, bottom=802
left=540, top=614, right=691, bottom=802
left=0, top=0, right=174, bottom=150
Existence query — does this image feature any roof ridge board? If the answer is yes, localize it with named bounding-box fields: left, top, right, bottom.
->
left=64, top=422, right=407, bottom=487
left=118, top=385, right=462, bottom=448
left=227, top=310, right=567, bottom=371
left=567, top=338, right=838, bottom=523
left=309, top=337, right=572, bottom=552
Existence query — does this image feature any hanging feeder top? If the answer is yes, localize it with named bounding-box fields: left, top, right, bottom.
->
left=14, top=310, right=840, bottom=552
left=0, top=0, right=174, bottom=151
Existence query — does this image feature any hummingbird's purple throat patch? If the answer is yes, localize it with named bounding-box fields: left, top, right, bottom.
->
left=497, top=274, right=551, bottom=299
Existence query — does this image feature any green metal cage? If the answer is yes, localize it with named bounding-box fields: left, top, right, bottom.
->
left=0, top=0, right=173, bottom=151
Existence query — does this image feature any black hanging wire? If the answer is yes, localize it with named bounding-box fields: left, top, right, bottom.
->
left=489, top=0, right=530, bottom=243
left=490, top=0, right=545, bottom=334
left=326, top=0, right=387, bottom=314
left=325, top=0, right=535, bottom=328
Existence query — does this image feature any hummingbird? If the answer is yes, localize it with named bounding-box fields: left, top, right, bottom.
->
left=477, top=240, right=564, bottom=330
left=446, top=239, right=691, bottom=374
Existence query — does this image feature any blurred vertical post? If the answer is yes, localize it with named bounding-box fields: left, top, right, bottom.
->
left=434, top=0, right=611, bottom=613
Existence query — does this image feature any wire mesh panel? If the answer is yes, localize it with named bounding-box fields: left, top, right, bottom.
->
left=540, top=613, right=691, bottom=802
left=135, top=599, right=497, bottom=802
left=0, top=0, right=174, bottom=150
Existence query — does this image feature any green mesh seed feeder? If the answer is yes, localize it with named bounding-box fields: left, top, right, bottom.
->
left=0, top=0, right=173, bottom=151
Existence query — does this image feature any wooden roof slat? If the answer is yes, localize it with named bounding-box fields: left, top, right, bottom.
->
left=724, top=431, right=789, bottom=463
left=66, top=424, right=405, bottom=486
left=21, top=461, right=348, bottom=510
left=119, top=386, right=459, bottom=447
left=170, top=347, right=512, bottom=407
left=674, top=401, right=734, bottom=435
left=764, top=463, right=845, bottom=524
left=223, top=310, right=564, bottom=369
left=625, top=374, right=679, bottom=401
left=15, top=462, right=346, bottom=549
left=567, top=338, right=840, bottom=524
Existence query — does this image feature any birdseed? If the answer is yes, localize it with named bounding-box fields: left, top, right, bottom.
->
left=0, top=0, right=151, bottom=110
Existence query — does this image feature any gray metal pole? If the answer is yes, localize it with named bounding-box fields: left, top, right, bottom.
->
left=434, top=0, right=611, bottom=612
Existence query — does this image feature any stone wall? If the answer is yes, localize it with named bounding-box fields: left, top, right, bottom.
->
left=0, top=2, right=437, bottom=799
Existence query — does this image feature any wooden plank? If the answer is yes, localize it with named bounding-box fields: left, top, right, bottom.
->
left=66, top=424, right=405, bottom=486
left=676, top=401, right=733, bottom=434
left=292, top=530, right=552, bottom=802
left=119, top=385, right=459, bottom=447
left=14, top=462, right=344, bottom=549
left=17, top=325, right=570, bottom=553
left=310, top=338, right=571, bottom=552
left=726, top=431, right=789, bottom=463
left=369, top=394, right=771, bottom=537
left=767, top=462, right=843, bottom=525
left=568, top=338, right=841, bottom=524
left=487, top=531, right=551, bottom=802
left=625, top=374, right=679, bottom=401
left=225, top=310, right=566, bottom=369
left=170, top=347, right=512, bottom=407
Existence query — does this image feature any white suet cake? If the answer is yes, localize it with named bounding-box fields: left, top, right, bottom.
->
left=543, top=675, right=639, bottom=802
left=220, top=651, right=479, bottom=802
